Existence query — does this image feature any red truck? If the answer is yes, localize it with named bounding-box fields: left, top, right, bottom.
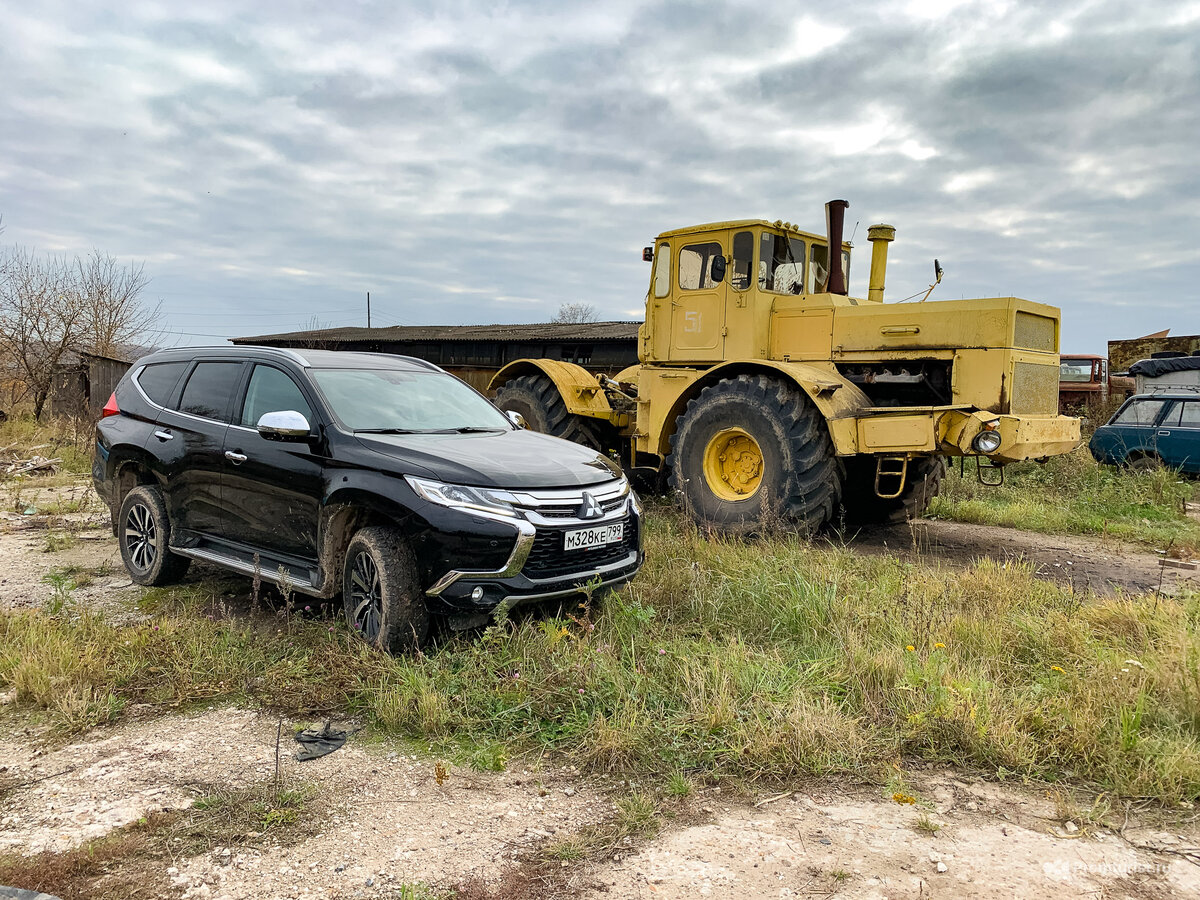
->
left=1058, top=354, right=1135, bottom=414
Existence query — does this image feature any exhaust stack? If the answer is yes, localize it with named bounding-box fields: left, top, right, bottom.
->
left=825, top=199, right=849, bottom=295
left=866, top=223, right=895, bottom=302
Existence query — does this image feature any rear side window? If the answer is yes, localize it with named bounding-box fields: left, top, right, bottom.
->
left=1112, top=399, right=1165, bottom=426
left=178, top=362, right=243, bottom=422
left=240, top=365, right=313, bottom=428
left=1178, top=402, right=1200, bottom=427
left=135, top=362, right=188, bottom=407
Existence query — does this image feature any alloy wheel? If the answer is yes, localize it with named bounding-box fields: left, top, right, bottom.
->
left=124, top=503, right=158, bottom=572
left=349, top=551, right=383, bottom=641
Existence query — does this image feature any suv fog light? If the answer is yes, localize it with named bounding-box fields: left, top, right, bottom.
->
left=972, top=430, right=1003, bottom=454
left=471, top=586, right=485, bottom=601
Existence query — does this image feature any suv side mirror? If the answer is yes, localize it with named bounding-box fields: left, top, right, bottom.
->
left=257, top=410, right=311, bottom=441
left=506, top=410, right=527, bottom=429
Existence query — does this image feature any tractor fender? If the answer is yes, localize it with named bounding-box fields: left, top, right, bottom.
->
left=488, top=358, right=615, bottom=420
left=653, top=360, right=872, bottom=457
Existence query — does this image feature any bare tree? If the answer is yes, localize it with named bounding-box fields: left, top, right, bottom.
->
left=0, top=247, right=86, bottom=418
left=0, top=245, right=159, bottom=418
left=551, top=302, right=599, bottom=324
left=76, top=250, right=160, bottom=357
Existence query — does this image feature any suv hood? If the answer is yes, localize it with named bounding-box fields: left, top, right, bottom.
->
left=354, top=429, right=620, bottom=489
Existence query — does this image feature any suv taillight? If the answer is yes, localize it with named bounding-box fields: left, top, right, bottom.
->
left=101, top=393, right=120, bottom=418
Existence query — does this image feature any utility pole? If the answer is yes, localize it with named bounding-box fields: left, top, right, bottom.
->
left=366, top=291, right=371, bottom=328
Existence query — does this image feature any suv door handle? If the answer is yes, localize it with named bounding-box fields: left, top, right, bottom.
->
left=153, top=430, right=173, bottom=441
left=224, top=450, right=248, bottom=464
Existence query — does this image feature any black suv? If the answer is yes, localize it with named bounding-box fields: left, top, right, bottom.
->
left=93, top=347, right=643, bottom=650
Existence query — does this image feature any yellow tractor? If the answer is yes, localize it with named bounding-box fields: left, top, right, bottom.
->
left=491, top=200, right=1081, bottom=533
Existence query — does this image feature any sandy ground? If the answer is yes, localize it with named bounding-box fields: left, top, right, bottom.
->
left=3, top=477, right=1200, bottom=898
left=0, top=708, right=1197, bottom=899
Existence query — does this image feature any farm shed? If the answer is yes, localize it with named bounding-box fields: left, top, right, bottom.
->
left=232, top=322, right=642, bottom=392
left=50, top=351, right=133, bottom=419
left=1109, top=332, right=1200, bottom=372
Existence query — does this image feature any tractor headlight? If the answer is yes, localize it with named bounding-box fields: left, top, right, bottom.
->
left=972, top=430, right=1003, bottom=454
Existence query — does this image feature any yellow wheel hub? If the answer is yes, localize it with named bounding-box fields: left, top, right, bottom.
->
left=702, top=428, right=764, bottom=501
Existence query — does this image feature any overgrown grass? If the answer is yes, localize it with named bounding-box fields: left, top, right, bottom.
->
left=931, top=447, right=1200, bottom=555
left=0, top=412, right=95, bottom=476
left=4, top=509, right=1200, bottom=805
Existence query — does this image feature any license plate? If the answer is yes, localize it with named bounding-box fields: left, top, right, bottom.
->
left=564, top=522, right=623, bottom=551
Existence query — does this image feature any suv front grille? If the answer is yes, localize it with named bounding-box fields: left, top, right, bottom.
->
left=529, top=495, right=626, bottom=519
left=522, top=517, right=638, bottom=579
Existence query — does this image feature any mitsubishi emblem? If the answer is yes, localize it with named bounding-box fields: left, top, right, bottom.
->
left=579, top=492, right=603, bottom=520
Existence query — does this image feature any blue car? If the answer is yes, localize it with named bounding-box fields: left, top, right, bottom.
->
left=1089, top=392, right=1200, bottom=474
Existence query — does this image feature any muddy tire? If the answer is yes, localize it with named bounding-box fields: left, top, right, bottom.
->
left=666, top=374, right=842, bottom=535
left=842, top=455, right=947, bottom=525
left=493, top=374, right=600, bottom=449
left=343, top=526, right=429, bottom=654
left=117, top=485, right=191, bottom=586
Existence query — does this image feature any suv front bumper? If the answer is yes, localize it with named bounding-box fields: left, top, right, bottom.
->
left=422, top=483, right=645, bottom=613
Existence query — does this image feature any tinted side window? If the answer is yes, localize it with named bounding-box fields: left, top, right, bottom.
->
left=178, top=362, right=243, bottom=422
left=240, top=365, right=313, bottom=428
left=1113, top=399, right=1166, bottom=426
left=136, top=362, right=188, bottom=407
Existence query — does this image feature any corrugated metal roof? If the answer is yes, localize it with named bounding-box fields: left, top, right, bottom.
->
left=233, top=321, right=642, bottom=344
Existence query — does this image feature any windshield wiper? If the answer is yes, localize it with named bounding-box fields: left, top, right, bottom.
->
left=355, top=426, right=505, bottom=435
left=354, top=427, right=430, bottom=434
left=423, top=426, right=506, bottom=434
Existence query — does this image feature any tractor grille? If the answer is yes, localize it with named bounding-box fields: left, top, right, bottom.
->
left=1014, top=312, right=1057, bottom=352
left=522, top=518, right=638, bottom=579
left=1010, top=362, right=1059, bottom=414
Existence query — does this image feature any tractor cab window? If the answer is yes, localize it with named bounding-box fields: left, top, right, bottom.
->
left=731, top=231, right=754, bottom=291
left=1060, top=360, right=1093, bottom=382
left=653, top=242, right=671, bottom=298
left=808, top=244, right=853, bottom=293
left=758, top=232, right=804, bottom=294
left=678, top=242, right=725, bottom=291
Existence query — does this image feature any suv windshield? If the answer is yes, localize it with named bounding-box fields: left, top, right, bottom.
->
left=311, top=369, right=511, bottom=433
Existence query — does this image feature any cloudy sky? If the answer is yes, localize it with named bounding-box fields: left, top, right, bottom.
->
left=2, top=0, right=1197, bottom=352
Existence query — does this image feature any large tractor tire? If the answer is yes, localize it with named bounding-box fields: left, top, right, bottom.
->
left=493, top=374, right=601, bottom=449
left=666, top=374, right=842, bottom=535
left=842, top=455, right=947, bottom=525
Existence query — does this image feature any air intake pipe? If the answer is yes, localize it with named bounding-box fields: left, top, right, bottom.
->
left=825, top=199, right=849, bottom=295
left=866, top=224, right=895, bottom=302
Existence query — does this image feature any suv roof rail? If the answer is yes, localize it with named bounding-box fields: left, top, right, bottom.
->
left=1143, top=384, right=1200, bottom=395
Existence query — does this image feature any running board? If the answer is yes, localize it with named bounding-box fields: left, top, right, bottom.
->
left=170, top=545, right=324, bottom=597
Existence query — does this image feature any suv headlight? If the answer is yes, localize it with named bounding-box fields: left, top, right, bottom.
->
left=405, top=476, right=521, bottom=518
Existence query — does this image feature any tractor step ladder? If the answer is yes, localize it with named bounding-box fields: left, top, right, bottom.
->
left=874, top=456, right=909, bottom=499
